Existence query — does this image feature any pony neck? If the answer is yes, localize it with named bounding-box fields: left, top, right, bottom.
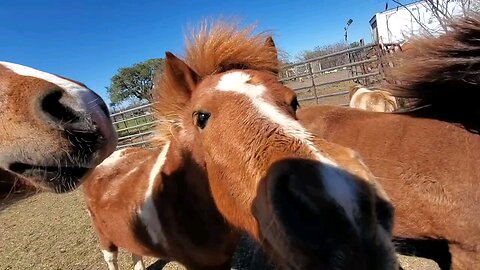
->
left=156, top=138, right=237, bottom=245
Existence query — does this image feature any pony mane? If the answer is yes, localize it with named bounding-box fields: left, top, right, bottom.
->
left=185, top=20, right=279, bottom=76
left=151, top=20, right=280, bottom=143
left=383, top=13, right=480, bottom=125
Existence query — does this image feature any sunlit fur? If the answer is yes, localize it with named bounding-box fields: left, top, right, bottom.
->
left=83, top=145, right=240, bottom=270
left=0, top=62, right=116, bottom=193
left=150, top=20, right=398, bottom=269
left=299, top=15, right=480, bottom=270
left=348, top=84, right=398, bottom=112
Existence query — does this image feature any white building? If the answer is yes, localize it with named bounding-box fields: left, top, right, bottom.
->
left=369, top=0, right=465, bottom=44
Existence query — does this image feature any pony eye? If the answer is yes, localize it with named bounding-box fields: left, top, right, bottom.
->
left=290, top=98, right=300, bottom=112
left=193, top=111, right=211, bottom=129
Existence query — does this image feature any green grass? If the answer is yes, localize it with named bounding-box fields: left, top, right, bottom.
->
left=112, top=115, right=156, bottom=139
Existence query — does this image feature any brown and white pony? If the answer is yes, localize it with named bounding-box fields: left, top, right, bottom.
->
left=83, top=22, right=399, bottom=270
left=0, top=62, right=117, bottom=193
left=348, top=84, right=398, bottom=112
left=299, top=16, right=480, bottom=270
left=156, top=22, right=400, bottom=269
left=83, top=146, right=241, bottom=270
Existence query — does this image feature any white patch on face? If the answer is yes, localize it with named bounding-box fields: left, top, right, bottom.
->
left=99, top=149, right=128, bottom=168
left=216, top=72, right=312, bottom=142
left=0, top=61, right=91, bottom=97
left=101, top=250, right=118, bottom=270
left=216, top=71, right=359, bottom=225
left=137, top=142, right=170, bottom=247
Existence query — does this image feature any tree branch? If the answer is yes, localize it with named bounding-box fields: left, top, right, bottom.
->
left=392, top=0, right=434, bottom=35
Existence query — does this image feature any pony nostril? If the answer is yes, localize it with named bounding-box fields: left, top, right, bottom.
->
left=41, top=91, right=81, bottom=124
left=274, top=170, right=323, bottom=224
left=268, top=160, right=355, bottom=251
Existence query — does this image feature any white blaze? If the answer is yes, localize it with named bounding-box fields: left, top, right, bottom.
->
left=0, top=61, right=91, bottom=97
left=216, top=71, right=358, bottom=224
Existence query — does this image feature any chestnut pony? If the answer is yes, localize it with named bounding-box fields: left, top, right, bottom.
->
left=299, top=16, right=480, bottom=269
left=0, top=62, right=117, bottom=193
left=83, top=146, right=241, bottom=270
left=84, top=22, right=399, bottom=270
left=348, top=84, right=398, bottom=112
left=159, top=22, right=399, bottom=269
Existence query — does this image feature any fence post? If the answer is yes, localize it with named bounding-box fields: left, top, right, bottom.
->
left=308, top=62, right=319, bottom=104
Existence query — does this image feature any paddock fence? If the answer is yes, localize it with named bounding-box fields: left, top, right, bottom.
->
left=111, top=43, right=396, bottom=149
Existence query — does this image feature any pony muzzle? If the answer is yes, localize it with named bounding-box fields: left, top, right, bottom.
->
left=254, top=159, right=357, bottom=249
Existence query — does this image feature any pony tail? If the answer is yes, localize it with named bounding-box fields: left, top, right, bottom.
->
left=383, top=13, right=480, bottom=127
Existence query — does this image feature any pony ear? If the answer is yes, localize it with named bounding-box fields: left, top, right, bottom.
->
left=164, top=52, right=199, bottom=96
left=265, top=36, right=278, bottom=59
left=265, top=36, right=279, bottom=74
left=265, top=36, right=276, bottom=48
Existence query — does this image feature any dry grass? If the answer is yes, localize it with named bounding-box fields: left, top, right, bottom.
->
left=1, top=191, right=440, bottom=270
left=0, top=191, right=185, bottom=270
left=283, top=69, right=357, bottom=107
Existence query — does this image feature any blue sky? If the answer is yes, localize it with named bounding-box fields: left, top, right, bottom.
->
left=2, top=0, right=395, bottom=105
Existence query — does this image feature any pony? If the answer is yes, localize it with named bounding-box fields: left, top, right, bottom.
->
left=298, top=15, right=480, bottom=269
left=348, top=84, right=398, bottom=112
left=0, top=62, right=117, bottom=193
left=83, top=146, right=241, bottom=270
left=83, top=24, right=398, bottom=269
left=148, top=21, right=396, bottom=269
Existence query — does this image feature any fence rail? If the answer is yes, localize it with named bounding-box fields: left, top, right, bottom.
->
left=111, top=43, right=391, bottom=149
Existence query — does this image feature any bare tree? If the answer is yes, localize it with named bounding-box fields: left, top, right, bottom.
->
left=392, top=0, right=479, bottom=34
left=277, top=48, right=293, bottom=65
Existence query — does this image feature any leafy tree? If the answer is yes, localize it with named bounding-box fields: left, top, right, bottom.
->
left=107, top=58, right=164, bottom=105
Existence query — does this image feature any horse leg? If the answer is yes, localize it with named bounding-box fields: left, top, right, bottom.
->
left=87, top=208, right=119, bottom=270
left=101, top=247, right=119, bottom=270
left=450, top=243, right=480, bottom=270
left=132, top=253, right=145, bottom=270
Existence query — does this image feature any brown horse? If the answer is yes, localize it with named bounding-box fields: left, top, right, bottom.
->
left=83, top=146, right=241, bottom=270
left=0, top=62, right=117, bottom=193
left=83, top=23, right=398, bottom=269
left=144, top=22, right=396, bottom=269
left=348, top=84, right=398, bottom=112
left=299, top=16, right=480, bottom=270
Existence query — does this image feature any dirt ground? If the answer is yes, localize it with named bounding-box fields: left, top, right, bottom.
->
left=1, top=191, right=440, bottom=270
left=282, top=69, right=371, bottom=107
left=0, top=191, right=184, bottom=270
